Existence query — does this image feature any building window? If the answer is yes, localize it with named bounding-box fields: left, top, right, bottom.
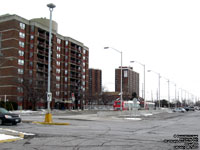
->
left=65, top=77, right=67, bottom=82
left=65, top=62, right=68, bottom=67
left=56, top=76, right=60, bottom=81
left=82, top=81, right=85, bottom=86
left=17, top=96, right=23, bottom=101
left=18, top=78, right=23, bottom=83
left=18, top=50, right=24, bottom=56
left=30, top=44, right=33, bottom=49
left=56, top=84, right=60, bottom=89
left=17, top=87, right=23, bottom=93
left=30, top=35, right=34, bottom=40
left=18, top=68, right=24, bottom=74
left=31, top=26, right=34, bottom=32
left=29, top=70, right=33, bottom=75
left=65, top=40, right=68, bottom=46
left=83, top=69, right=85, bottom=73
left=65, top=56, right=68, bottom=60
left=19, top=41, right=24, bottom=48
left=124, top=70, right=128, bottom=78
left=19, top=32, right=25, bottom=38
left=18, top=59, right=24, bottom=65
left=56, top=61, right=60, bottom=66
left=56, top=69, right=60, bottom=74
left=29, top=61, right=33, bottom=66
left=29, top=79, right=32, bottom=84
left=65, top=48, right=68, bottom=53
left=56, top=54, right=60, bottom=59
left=64, top=84, right=67, bottom=88
left=64, top=91, right=67, bottom=96
left=82, top=87, right=85, bottom=91
left=20, top=23, right=25, bottom=30
left=57, top=38, right=61, bottom=44
left=83, top=49, right=86, bottom=54
left=65, top=70, right=68, bottom=75
left=83, top=75, right=85, bottom=79
left=78, top=53, right=81, bottom=58
left=56, top=91, right=60, bottom=96
left=57, top=46, right=61, bottom=52
left=29, top=52, right=33, bottom=58
left=83, top=56, right=85, bottom=60
left=83, top=62, right=85, bottom=67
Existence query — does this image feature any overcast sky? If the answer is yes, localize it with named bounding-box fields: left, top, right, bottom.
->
left=1, top=0, right=200, bottom=102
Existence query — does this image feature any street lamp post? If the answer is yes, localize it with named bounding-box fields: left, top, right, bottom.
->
left=180, top=88, right=183, bottom=107
left=171, top=82, right=177, bottom=107
left=104, top=47, right=123, bottom=111
left=148, top=70, right=161, bottom=108
left=45, top=3, right=56, bottom=123
left=168, top=80, right=170, bottom=108
left=130, top=61, right=145, bottom=109
left=184, top=90, right=187, bottom=105
left=162, top=77, right=170, bottom=108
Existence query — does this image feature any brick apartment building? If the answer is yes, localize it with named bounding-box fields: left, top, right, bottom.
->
left=88, top=69, right=102, bottom=104
left=0, top=14, right=89, bottom=110
left=115, top=66, right=139, bottom=98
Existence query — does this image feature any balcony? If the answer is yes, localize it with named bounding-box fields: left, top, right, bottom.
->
left=37, top=49, right=44, bottom=55
left=37, top=67, right=44, bottom=72
left=37, top=57, right=44, bottom=63
left=38, top=33, right=46, bottom=39
left=37, top=41, right=45, bottom=48
left=70, top=47, right=77, bottom=53
left=70, top=74, right=79, bottom=79
left=70, top=53, right=77, bottom=59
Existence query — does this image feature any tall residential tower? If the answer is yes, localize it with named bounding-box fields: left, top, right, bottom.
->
left=115, top=66, right=139, bottom=98
left=88, top=69, right=102, bottom=102
left=0, top=14, right=89, bottom=109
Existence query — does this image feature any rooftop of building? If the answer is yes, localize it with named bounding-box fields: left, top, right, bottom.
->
left=116, top=66, right=133, bottom=70
left=0, top=14, right=89, bottom=50
left=89, top=68, right=102, bottom=71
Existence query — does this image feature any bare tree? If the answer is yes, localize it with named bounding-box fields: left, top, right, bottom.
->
left=101, top=86, right=111, bottom=105
left=15, top=75, right=47, bottom=110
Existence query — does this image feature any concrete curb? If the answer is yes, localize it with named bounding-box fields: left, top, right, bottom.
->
left=0, top=128, right=34, bottom=143
left=0, top=137, right=22, bottom=143
left=0, top=128, right=23, bottom=143
left=32, top=121, right=70, bottom=125
left=22, top=120, right=70, bottom=125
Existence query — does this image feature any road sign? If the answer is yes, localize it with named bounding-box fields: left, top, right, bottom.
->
left=47, top=92, right=52, bottom=102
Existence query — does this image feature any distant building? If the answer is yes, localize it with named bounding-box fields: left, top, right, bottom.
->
left=115, top=66, right=139, bottom=98
left=88, top=69, right=102, bottom=103
left=0, top=14, right=89, bottom=110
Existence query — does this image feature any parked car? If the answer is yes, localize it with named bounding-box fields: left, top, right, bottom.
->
left=172, top=107, right=186, bottom=113
left=184, top=106, right=195, bottom=111
left=0, top=107, right=21, bottom=125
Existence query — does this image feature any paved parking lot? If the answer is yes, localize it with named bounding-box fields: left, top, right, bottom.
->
left=0, top=110, right=200, bottom=150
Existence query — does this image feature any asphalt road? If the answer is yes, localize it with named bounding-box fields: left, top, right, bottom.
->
left=0, top=110, right=200, bottom=150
